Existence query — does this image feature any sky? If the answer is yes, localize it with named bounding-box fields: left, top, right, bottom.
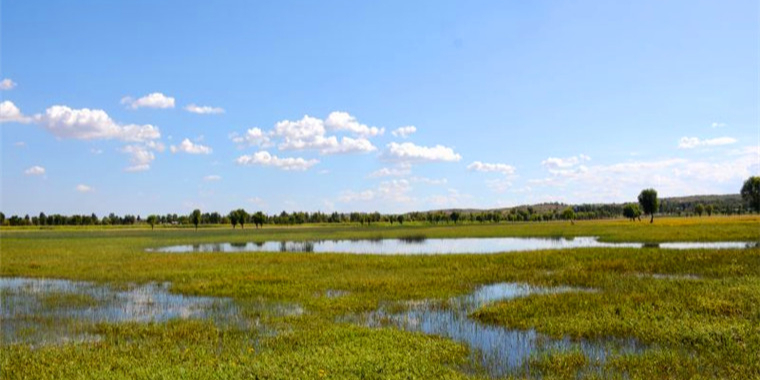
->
left=1, top=1, right=758, bottom=216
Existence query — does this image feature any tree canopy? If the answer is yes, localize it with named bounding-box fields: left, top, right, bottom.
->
left=638, top=188, right=659, bottom=223
left=740, top=176, right=760, bottom=212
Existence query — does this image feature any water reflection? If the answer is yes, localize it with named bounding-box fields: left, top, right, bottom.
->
left=1, top=278, right=246, bottom=345
left=148, top=237, right=758, bottom=255
left=346, top=283, right=644, bottom=378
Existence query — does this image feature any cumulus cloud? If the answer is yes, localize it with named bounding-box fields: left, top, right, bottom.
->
left=340, top=179, right=413, bottom=204
left=678, top=136, right=737, bottom=149
left=391, top=126, right=416, bottom=138
left=36, top=105, right=160, bottom=142
left=711, top=122, right=727, bottom=128
left=24, top=166, right=46, bottom=176
left=467, top=161, right=516, bottom=175
left=236, top=151, right=318, bottom=171
left=121, top=92, right=175, bottom=109
left=0, top=101, right=32, bottom=123
left=325, top=111, right=384, bottom=137
left=170, top=138, right=212, bottom=154
left=230, top=127, right=272, bottom=148
left=76, top=184, right=93, bottom=193
left=0, top=78, right=17, bottom=90
left=384, top=142, right=462, bottom=163
left=274, top=115, right=377, bottom=154
left=541, top=154, right=591, bottom=171
left=120, top=144, right=157, bottom=172
left=185, top=104, right=225, bottom=114
left=203, top=175, right=221, bottom=181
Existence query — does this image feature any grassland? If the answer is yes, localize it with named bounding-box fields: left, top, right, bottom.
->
left=1, top=216, right=759, bottom=379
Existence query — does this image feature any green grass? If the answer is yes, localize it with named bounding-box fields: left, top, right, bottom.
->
left=1, top=216, right=759, bottom=379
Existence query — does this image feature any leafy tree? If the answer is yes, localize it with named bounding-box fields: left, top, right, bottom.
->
left=396, top=214, right=404, bottom=225
left=0, top=212, right=4, bottom=225
left=740, top=176, right=760, bottom=212
left=252, top=211, right=266, bottom=229
left=561, top=207, right=575, bottom=221
left=694, top=204, right=704, bottom=217
left=191, top=209, right=201, bottom=231
left=236, top=209, right=249, bottom=229
left=638, top=188, right=659, bottom=223
left=450, top=211, right=461, bottom=224
left=622, top=204, right=641, bottom=221
left=147, top=215, right=158, bottom=230
left=229, top=210, right=239, bottom=229
left=705, top=204, right=714, bottom=216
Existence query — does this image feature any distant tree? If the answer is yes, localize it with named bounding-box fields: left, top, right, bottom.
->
left=252, top=211, right=266, bottom=229
left=705, top=204, right=714, bottom=217
left=450, top=211, right=461, bottom=224
left=622, top=204, right=641, bottom=221
left=694, top=204, right=704, bottom=217
left=0, top=212, right=5, bottom=225
left=229, top=210, right=239, bottom=229
left=740, top=176, right=760, bottom=213
left=236, top=209, right=249, bottom=229
left=638, top=188, right=659, bottom=223
left=561, top=207, right=575, bottom=221
left=191, top=209, right=201, bottom=231
left=146, top=215, right=158, bottom=230
left=396, top=214, right=404, bottom=225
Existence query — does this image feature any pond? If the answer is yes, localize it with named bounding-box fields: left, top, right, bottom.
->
left=148, top=237, right=757, bottom=255
left=344, top=282, right=646, bottom=378
left=0, top=277, right=281, bottom=346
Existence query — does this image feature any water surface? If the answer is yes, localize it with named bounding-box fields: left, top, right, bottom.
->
left=149, top=237, right=756, bottom=255
left=345, top=282, right=644, bottom=378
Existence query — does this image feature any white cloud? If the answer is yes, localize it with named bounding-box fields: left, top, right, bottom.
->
left=368, top=165, right=412, bottom=178
left=170, top=138, right=212, bottom=154
left=230, top=127, right=273, bottom=148
left=467, top=161, right=516, bottom=175
left=384, top=142, right=462, bottom=163
left=274, top=115, right=376, bottom=154
left=121, top=92, right=175, bottom=109
left=325, top=111, right=384, bottom=137
left=76, top=184, right=93, bottom=193
left=711, top=122, right=727, bottom=128
left=14, top=141, right=26, bottom=147
left=427, top=188, right=472, bottom=208
left=541, top=154, right=591, bottom=171
left=24, top=166, right=45, bottom=176
left=91, top=148, right=103, bottom=154
left=678, top=136, right=737, bottom=149
left=391, top=126, right=416, bottom=138
left=320, top=136, right=377, bottom=154
left=236, top=151, right=318, bottom=171
left=0, top=78, right=17, bottom=90
left=36, top=105, right=160, bottom=142
left=185, top=104, right=225, bottom=114
left=204, top=175, right=221, bottom=181
left=485, top=178, right=513, bottom=192
left=121, top=144, right=156, bottom=172
left=0, top=101, right=32, bottom=123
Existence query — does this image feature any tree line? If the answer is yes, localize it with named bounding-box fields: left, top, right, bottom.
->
left=3, top=176, right=759, bottom=228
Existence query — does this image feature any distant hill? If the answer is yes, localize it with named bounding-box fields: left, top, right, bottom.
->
left=421, top=194, right=745, bottom=217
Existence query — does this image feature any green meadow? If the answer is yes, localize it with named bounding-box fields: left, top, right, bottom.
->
left=1, top=216, right=759, bottom=379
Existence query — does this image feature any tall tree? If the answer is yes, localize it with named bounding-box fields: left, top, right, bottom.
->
left=236, top=209, right=249, bottom=229
left=450, top=211, right=461, bottom=224
left=638, top=188, right=659, bottom=223
left=694, top=204, right=704, bottom=217
left=229, top=210, right=239, bottom=229
left=740, top=176, right=760, bottom=212
left=191, top=209, right=201, bottom=231
left=146, top=215, right=158, bottom=230
left=561, top=207, right=575, bottom=221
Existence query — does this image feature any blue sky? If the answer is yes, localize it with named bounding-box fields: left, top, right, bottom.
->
left=1, top=1, right=758, bottom=216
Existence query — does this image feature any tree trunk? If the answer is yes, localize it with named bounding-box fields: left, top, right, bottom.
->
left=650, top=214, right=654, bottom=223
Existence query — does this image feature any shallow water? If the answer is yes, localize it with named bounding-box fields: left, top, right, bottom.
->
left=0, top=278, right=246, bottom=345
left=148, top=237, right=757, bottom=255
left=345, top=282, right=644, bottom=378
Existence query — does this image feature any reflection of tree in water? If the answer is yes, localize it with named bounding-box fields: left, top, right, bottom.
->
left=254, top=242, right=265, bottom=248
left=229, top=242, right=247, bottom=252
left=280, top=241, right=315, bottom=252
left=642, top=243, right=661, bottom=249
left=398, top=235, right=427, bottom=244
